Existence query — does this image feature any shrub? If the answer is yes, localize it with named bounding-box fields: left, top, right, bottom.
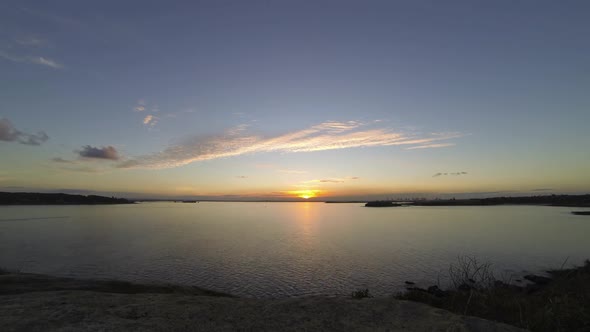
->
left=351, top=288, right=372, bottom=299
left=396, top=257, right=590, bottom=332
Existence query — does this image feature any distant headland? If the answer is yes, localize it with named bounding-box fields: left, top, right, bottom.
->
left=0, top=192, right=134, bottom=205
left=364, top=194, right=590, bottom=208
left=365, top=201, right=403, bottom=207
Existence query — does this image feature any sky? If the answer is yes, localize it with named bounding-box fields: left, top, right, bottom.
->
left=1, top=0, right=589, bottom=200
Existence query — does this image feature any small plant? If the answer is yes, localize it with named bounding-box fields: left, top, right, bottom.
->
left=351, top=288, right=372, bottom=299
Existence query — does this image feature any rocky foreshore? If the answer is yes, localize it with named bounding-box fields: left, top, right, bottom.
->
left=0, top=272, right=524, bottom=331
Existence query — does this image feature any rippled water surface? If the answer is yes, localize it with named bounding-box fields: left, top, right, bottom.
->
left=1, top=202, right=589, bottom=297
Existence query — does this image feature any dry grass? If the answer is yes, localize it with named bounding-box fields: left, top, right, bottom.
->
left=448, top=255, right=495, bottom=291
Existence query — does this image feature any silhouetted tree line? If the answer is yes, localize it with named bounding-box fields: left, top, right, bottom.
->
left=0, top=192, right=134, bottom=205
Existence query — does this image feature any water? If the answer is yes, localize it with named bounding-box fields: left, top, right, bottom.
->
left=1, top=202, right=589, bottom=298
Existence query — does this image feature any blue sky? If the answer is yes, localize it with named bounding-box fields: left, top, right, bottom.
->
left=1, top=0, right=589, bottom=199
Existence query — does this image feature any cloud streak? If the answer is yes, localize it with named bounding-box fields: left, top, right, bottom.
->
left=304, top=176, right=360, bottom=184
left=433, top=172, right=468, bottom=177
left=118, top=121, right=462, bottom=169
left=0, top=51, right=63, bottom=69
left=51, top=157, right=75, bottom=164
left=0, top=118, right=49, bottom=145
left=15, top=37, right=47, bottom=47
left=406, top=143, right=455, bottom=150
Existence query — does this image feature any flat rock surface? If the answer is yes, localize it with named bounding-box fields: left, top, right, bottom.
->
left=0, top=273, right=526, bottom=332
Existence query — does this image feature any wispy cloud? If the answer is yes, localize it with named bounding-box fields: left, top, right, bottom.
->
left=278, top=169, right=308, bottom=175
left=133, top=99, right=162, bottom=128
left=118, top=121, right=462, bottom=169
left=78, top=145, right=120, bottom=160
left=433, top=172, right=468, bottom=177
left=58, top=165, right=102, bottom=173
left=51, top=154, right=111, bottom=173
left=319, top=179, right=344, bottom=183
left=255, top=163, right=276, bottom=169
left=226, top=124, right=250, bottom=136
left=51, top=157, right=75, bottom=164
left=0, top=118, right=49, bottom=145
left=406, top=143, right=455, bottom=150
left=0, top=51, right=63, bottom=69
left=19, top=7, right=81, bottom=27
left=15, top=37, right=47, bottom=47
left=304, top=176, right=360, bottom=184
left=236, top=175, right=248, bottom=179
left=33, top=57, right=62, bottom=68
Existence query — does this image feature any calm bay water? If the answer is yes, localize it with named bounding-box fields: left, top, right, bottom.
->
left=1, top=202, right=589, bottom=297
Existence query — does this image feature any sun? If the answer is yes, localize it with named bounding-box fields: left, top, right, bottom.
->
left=288, top=189, right=320, bottom=200
left=286, top=189, right=322, bottom=199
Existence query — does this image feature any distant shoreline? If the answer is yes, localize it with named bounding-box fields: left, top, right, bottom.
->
left=364, top=194, right=590, bottom=208
left=1, top=192, right=590, bottom=208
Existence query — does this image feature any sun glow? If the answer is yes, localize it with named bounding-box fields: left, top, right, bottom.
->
left=287, top=189, right=321, bottom=199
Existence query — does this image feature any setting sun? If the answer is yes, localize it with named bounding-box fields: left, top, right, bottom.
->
left=287, top=189, right=321, bottom=200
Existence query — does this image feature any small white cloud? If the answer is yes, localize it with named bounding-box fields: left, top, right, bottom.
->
left=133, top=99, right=147, bottom=112
left=143, top=115, right=154, bottom=125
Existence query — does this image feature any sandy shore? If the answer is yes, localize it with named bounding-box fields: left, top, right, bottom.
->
left=0, top=272, right=525, bottom=331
